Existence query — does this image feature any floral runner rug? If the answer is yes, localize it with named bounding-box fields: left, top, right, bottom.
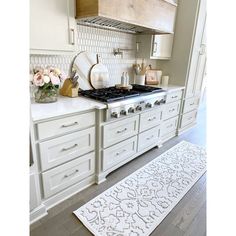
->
left=74, top=141, right=206, bottom=236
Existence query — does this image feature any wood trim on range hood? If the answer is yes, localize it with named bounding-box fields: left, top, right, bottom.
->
left=75, top=0, right=177, bottom=34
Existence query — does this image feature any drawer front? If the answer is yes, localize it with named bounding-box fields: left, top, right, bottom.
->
left=139, top=108, right=162, bottom=132
left=39, top=127, right=95, bottom=171
left=138, top=126, right=160, bottom=152
left=161, top=116, right=178, bottom=137
left=166, top=90, right=182, bottom=103
left=103, top=115, right=139, bottom=148
left=42, top=152, right=95, bottom=198
left=163, top=101, right=181, bottom=120
left=102, top=136, right=137, bottom=171
left=37, top=112, right=95, bottom=140
left=183, top=96, right=200, bottom=113
left=181, top=110, right=198, bottom=128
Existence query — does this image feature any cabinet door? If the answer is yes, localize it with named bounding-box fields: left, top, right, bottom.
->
left=152, top=34, right=174, bottom=59
left=30, top=0, right=76, bottom=53
left=30, top=173, right=41, bottom=211
left=185, top=0, right=206, bottom=98
left=194, top=22, right=206, bottom=96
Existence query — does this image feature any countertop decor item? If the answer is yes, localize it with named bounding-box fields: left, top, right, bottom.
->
left=32, top=66, right=65, bottom=103
left=60, top=70, right=79, bottom=98
left=74, top=141, right=206, bottom=236
left=72, top=51, right=96, bottom=90
left=146, top=69, right=162, bottom=85
left=133, top=60, right=149, bottom=85
left=162, top=75, right=170, bottom=86
left=89, top=54, right=110, bottom=89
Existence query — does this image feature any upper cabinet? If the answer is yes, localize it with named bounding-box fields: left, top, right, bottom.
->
left=30, top=0, right=77, bottom=54
left=136, top=34, right=174, bottom=59
left=75, top=0, right=178, bottom=34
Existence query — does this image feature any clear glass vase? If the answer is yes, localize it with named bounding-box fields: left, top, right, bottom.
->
left=34, top=87, right=58, bottom=103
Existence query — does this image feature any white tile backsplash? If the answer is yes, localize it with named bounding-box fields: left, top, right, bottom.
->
left=30, top=25, right=138, bottom=85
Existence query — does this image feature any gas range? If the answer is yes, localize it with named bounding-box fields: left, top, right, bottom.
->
left=80, top=84, right=166, bottom=121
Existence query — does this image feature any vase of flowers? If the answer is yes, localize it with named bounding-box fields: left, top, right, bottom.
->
left=32, top=67, right=65, bottom=103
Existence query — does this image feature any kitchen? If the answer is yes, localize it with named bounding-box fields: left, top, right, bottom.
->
left=28, top=0, right=207, bottom=235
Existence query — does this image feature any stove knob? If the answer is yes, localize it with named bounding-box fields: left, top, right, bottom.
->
left=155, top=100, right=161, bottom=105
left=111, top=112, right=119, bottom=118
left=120, top=110, right=127, bottom=116
left=128, top=107, right=135, bottom=113
left=160, top=99, right=166, bottom=104
left=145, top=103, right=153, bottom=108
left=136, top=105, right=142, bottom=111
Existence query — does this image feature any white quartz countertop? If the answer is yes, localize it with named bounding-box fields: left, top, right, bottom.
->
left=30, top=85, right=185, bottom=122
left=150, top=84, right=185, bottom=92
left=31, top=95, right=107, bottom=122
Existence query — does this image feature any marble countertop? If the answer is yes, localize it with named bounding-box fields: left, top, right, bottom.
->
left=31, top=95, right=107, bottom=122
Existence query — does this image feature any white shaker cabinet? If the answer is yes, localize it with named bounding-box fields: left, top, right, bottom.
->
left=30, top=0, right=77, bottom=54
left=136, top=34, right=174, bottom=60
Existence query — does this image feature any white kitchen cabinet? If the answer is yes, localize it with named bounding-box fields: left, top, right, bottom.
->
left=156, top=0, right=206, bottom=133
left=30, top=173, right=41, bottom=211
left=30, top=0, right=77, bottom=54
left=136, top=34, right=174, bottom=60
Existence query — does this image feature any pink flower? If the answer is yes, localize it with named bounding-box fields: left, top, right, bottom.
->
left=49, top=72, right=60, bottom=85
left=33, top=72, right=44, bottom=87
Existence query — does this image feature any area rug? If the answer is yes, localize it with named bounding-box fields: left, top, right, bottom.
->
left=74, top=141, right=206, bottom=236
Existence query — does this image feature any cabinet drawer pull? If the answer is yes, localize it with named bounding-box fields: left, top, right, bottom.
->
left=169, top=108, right=175, bottom=112
left=148, top=116, right=156, bottom=121
left=116, top=149, right=126, bottom=156
left=70, top=28, right=75, bottom=45
left=61, top=121, right=78, bottom=128
left=146, top=135, right=154, bottom=140
left=61, top=144, right=78, bottom=151
left=117, top=128, right=127, bottom=134
left=188, top=117, right=193, bottom=120
left=64, top=169, right=79, bottom=178
left=171, top=95, right=178, bottom=99
left=167, top=124, right=173, bottom=128
left=189, top=103, right=194, bottom=106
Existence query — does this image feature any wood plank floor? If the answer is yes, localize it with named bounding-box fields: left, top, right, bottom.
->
left=30, top=107, right=206, bottom=236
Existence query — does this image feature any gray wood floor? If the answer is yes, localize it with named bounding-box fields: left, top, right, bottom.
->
left=30, top=107, right=206, bottom=236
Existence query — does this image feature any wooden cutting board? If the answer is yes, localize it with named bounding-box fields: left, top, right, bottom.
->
left=72, top=51, right=97, bottom=90
left=89, top=54, right=110, bottom=89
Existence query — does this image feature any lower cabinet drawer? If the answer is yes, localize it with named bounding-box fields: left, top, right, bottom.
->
left=161, top=116, right=178, bottom=137
left=139, top=108, right=162, bottom=132
left=166, top=90, right=182, bottom=103
left=181, top=110, right=198, bottom=128
left=163, top=101, right=181, bottom=120
left=183, top=96, right=200, bottom=113
left=42, top=152, right=95, bottom=198
left=138, top=126, right=160, bottom=152
left=102, top=136, right=137, bottom=171
left=103, top=115, right=139, bottom=148
left=39, top=127, right=95, bottom=171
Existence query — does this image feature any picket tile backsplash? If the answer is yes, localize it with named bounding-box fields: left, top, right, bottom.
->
left=30, top=25, right=138, bottom=85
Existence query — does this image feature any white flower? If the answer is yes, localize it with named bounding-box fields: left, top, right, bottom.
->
left=54, top=68, right=61, bottom=76
left=49, top=72, right=60, bottom=85
left=43, top=75, right=50, bottom=83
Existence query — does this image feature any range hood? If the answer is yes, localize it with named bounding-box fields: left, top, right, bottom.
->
left=75, top=0, right=177, bottom=34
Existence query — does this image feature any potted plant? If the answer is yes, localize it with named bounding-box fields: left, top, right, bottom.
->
left=32, top=67, right=65, bottom=103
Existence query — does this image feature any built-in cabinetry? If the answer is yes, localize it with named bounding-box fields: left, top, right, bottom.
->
left=136, top=34, right=174, bottom=59
left=30, top=0, right=77, bottom=54
left=96, top=88, right=184, bottom=183
left=156, top=0, right=206, bottom=133
left=161, top=90, right=182, bottom=142
left=30, top=110, right=96, bottom=223
left=75, top=0, right=177, bottom=34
